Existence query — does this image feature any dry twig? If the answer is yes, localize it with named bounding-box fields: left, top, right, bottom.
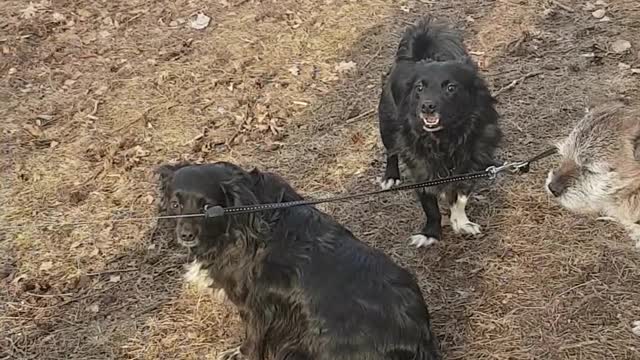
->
left=345, top=109, right=375, bottom=124
left=494, top=71, right=543, bottom=98
left=86, top=268, right=139, bottom=276
left=552, top=0, right=574, bottom=12
left=86, top=99, right=100, bottom=120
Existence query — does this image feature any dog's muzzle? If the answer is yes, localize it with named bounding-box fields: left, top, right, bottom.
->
left=546, top=171, right=568, bottom=198
left=420, top=112, right=443, bottom=132
left=178, top=228, right=200, bottom=248
left=419, top=102, right=443, bottom=132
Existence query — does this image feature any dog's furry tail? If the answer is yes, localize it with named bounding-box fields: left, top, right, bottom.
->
left=395, top=17, right=468, bottom=63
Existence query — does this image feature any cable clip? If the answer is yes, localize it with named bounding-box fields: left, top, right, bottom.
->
left=486, top=161, right=530, bottom=179
left=509, top=161, right=531, bottom=174
left=204, top=205, right=225, bottom=218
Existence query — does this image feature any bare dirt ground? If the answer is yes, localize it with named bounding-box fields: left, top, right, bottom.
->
left=1, top=0, right=640, bottom=359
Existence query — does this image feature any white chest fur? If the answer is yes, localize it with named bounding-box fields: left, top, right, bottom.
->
left=184, top=261, right=214, bottom=289
left=184, top=261, right=228, bottom=301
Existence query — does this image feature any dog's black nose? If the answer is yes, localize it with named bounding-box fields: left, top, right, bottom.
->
left=421, top=103, right=436, bottom=114
left=547, top=179, right=566, bottom=197
left=180, top=231, right=196, bottom=241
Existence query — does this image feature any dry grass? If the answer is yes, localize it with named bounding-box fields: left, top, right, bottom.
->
left=1, top=0, right=640, bottom=359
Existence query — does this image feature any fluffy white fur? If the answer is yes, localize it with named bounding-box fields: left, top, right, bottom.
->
left=547, top=104, right=640, bottom=248
left=449, top=195, right=481, bottom=235
left=409, top=234, right=438, bottom=248
left=184, top=261, right=228, bottom=301
left=546, top=149, right=620, bottom=215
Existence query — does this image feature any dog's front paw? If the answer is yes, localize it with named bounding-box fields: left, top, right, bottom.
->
left=379, top=177, right=401, bottom=190
left=217, top=346, right=244, bottom=360
left=451, top=219, right=481, bottom=235
left=632, top=321, right=640, bottom=337
left=409, top=234, right=438, bottom=248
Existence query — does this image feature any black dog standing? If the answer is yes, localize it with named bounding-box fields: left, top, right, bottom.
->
left=157, top=162, right=441, bottom=360
left=378, top=18, right=502, bottom=247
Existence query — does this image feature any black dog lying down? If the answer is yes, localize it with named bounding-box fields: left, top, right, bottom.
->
left=378, top=17, right=502, bottom=247
left=157, top=162, right=440, bottom=360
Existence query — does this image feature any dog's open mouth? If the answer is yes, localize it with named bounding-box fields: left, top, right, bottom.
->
left=178, top=239, right=199, bottom=248
left=421, top=113, right=443, bottom=132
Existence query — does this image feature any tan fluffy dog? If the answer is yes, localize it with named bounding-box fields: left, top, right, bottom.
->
left=546, top=103, right=640, bottom=248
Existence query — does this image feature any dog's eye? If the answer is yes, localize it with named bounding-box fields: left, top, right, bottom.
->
left=446, top=84, right=457, bottom=93
left=416, top=83, right=424, bottom=92
left=580, top=167, right=595, bottom=175
left=171, top=201, right=180, bottom=209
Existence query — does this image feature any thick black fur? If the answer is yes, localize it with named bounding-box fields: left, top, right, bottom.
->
left=157, top=162, right=441, bottom=360
left=378, top=17, right=502, bottom=243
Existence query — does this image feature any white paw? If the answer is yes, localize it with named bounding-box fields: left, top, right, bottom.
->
left=379, top=177, right=401, bottom=190
left=451, top=220, right=481, bottom=235
left=632, top=321, right=640, bottom=337
left=409, top=234, right=438, bottom=248
left=217, top=346, right=243, bottom=360
left=596, top=216, right=616, bottom=222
